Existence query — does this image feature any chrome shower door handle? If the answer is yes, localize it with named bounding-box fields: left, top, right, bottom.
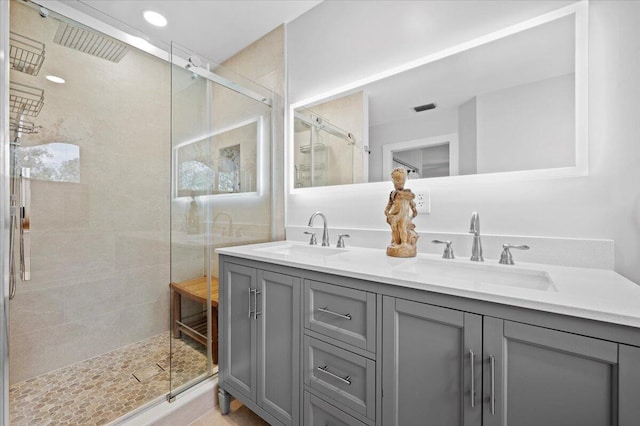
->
left=20, top=167, right=31, bottom=281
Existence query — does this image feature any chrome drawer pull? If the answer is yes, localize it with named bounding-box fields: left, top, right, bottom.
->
left=248, top=288, right=254, bottom=318
left=317, top=307, right=351, bottom=320
left=317, top=365, right=352, bottom=385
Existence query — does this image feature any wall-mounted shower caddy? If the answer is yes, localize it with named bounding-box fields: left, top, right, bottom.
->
left=8, top=31, right=46, bottom=299
left=9, top=31, right=45, bottom=76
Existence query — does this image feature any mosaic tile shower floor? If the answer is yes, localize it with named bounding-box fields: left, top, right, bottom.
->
left=10, top=332, right=212, bottom=426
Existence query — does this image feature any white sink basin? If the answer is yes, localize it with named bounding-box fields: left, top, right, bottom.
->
left=395, top=258, right=555, bottom=291
left=255, top=243, right=345, bottom=258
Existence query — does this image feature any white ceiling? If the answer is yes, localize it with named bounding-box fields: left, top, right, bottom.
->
left=63, top=0, right=322, bottom=63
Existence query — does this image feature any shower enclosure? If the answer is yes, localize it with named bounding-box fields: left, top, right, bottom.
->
left=1, top=0, right=276, bottom=424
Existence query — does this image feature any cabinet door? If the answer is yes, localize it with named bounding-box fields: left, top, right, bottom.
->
left=618, top=344, right=640, bottom=426
left=220, top=263, right=257, bottom=401
left=257, top=270, right=301, bottom=426
left=483, top=317, right=619, bottom=426
left=382, top=296, right=482, bottom=426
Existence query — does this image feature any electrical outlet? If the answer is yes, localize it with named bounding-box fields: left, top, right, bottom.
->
left=415, top=191, right=430, bottom=214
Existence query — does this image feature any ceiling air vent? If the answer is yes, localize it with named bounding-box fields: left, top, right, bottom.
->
left=413, top=102, right=437, bottom=112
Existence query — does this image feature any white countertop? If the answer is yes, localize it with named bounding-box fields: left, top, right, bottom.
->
left=216, top=240, right=640, bottom=329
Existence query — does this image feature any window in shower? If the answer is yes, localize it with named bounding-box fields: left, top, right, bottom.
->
left=16, top=142, right=80, bottom=183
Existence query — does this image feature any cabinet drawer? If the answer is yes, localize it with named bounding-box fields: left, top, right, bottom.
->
left=304, top=336, right=375, bottom=420
left=304, top=391, right=367, bottom=426
left=304, top=280, right=376, bottom=351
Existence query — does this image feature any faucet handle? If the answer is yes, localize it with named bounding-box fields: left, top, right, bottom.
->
left=336, top=234, right=350, bottom=248
left=431, top=240, right=455, bottom=259
left=304, top=231, right=317, bottom=245
left=499, top=244, right=530, bottom=265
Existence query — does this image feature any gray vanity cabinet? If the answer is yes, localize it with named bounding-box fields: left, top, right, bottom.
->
left=220, top=262, right=301, bottom=426
left=381, top=296, right=482, bottom=426
left=219, top=256, right=640, bottom=426
left=382, top=297, right=640, bottom=426
left=483, top=317, right=623, bottom=426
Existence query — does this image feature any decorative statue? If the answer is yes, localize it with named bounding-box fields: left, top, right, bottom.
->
left=385, top=167, right=418, bottom=257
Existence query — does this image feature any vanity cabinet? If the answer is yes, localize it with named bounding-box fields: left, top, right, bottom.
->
left=484, top=317, right=627, bottom=426
left=381, top=297, right=482, bottom=426
left=383, top=295, right=640, bottom=426
left=219, top=262, right=301, bottom=426
left=218, top=254, right=640, bottom=426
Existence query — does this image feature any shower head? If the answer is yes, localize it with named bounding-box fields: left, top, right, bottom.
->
left=53, top=22, right=129, bottom=63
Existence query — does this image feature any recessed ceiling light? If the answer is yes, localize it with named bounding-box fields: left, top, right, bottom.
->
left=46, top=75, right=65, bottom=84
left=143, top=10, right=167, bottom=27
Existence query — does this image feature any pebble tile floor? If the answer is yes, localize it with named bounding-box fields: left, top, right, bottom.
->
left=9, top=332, right=211, bottom=426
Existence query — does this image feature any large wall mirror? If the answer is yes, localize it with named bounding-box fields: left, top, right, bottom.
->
left=289, top=2, right=587, bottom=191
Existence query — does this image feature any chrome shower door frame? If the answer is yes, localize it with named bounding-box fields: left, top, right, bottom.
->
left=1, top=0, right=12, bottom=424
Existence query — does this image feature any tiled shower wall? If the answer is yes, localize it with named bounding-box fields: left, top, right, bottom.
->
left=9, top=0, right=170, bottom=383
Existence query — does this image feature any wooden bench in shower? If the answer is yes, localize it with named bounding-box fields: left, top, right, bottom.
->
left=169, top=276, right=219, bottom=365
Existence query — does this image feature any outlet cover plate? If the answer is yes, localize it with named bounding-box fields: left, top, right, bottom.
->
left=415, top=191, right=430, bottom=214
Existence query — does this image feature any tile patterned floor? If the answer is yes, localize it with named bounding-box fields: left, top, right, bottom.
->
left=10, top=332, right=211, bottom=426
left=189, top=398, right=269, bottom=426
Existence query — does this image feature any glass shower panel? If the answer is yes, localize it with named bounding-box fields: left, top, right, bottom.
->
left=8, top=1, right=172, bottom=423
left=169, top=42, right=273, bottom=396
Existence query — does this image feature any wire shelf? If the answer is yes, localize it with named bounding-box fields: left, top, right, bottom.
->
left=10, top=116, right=41, bottom=135
left=9, top=32, right=45, bottom=76
left=10, top=82, right=45, bottom=117
left=299, top=143, right=327, bottom=154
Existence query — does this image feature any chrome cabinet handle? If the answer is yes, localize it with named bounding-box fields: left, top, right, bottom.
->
left=248, top=288, right=254, bottom=318
left=317, top=306, right=351, bottom=320
left=20, top=167, right=31, bottom=281
left=317, top=365, right=351, bottom=386
left=490, top=355, right=496, bottom=415
left=469, top=350, right=475, bottom=408
left=253, top=289, right=261, bottom=319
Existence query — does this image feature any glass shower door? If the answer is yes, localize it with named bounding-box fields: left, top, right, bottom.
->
left=169, top=42, right=273, bottom=396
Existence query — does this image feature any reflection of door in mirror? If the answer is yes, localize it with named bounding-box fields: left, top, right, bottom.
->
left=383, top=134, right=459, bottom=180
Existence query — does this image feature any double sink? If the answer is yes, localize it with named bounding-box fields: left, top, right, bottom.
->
left=254, top=242, right=555, bottom=292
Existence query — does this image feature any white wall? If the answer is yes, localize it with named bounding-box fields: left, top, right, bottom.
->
left=476, top=74, right=575, bottom=173
left=287, top=0, right=640, bottom=284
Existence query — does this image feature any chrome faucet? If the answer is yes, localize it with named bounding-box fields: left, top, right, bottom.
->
left=308, top=211, right=329, bottom=246
left=469, top=212, right=484, bottom=261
